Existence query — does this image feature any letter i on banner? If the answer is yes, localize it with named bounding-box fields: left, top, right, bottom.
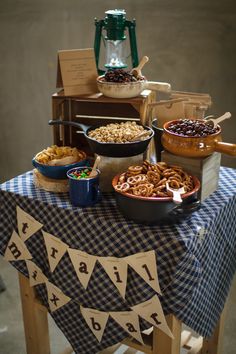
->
left=16, top=206, right=43, bottom=242
left=4, top=230, right=32, bottom=261
left=25, top=260, right=47, bottom=287
left=125, top=250, right=162, bottom=295
left=68, top=248, right=97, bottom=290
left=46, top=281, right=71, bottom=312
left=131, top=295, right=174, bottom=339
left=80, top=306, right=109, bottom=342
left=109, top=311, right=143, bottom=344
left=98, top=257, right=128, bottom=298
left=42, top=231, right=68, bottom=272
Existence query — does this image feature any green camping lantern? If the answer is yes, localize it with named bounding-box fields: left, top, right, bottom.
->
left=94, top=9, right=139, bottom=74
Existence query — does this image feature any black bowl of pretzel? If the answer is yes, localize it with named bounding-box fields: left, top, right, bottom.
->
left=112, top=161, right=201, bottom=225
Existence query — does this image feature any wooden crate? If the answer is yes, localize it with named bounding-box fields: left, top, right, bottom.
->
left=52, top=90, right=155, bottom=157
left=161, top=151, right=221, bottom=201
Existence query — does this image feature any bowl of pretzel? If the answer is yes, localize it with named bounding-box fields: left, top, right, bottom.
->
left=32, top=145, right=87, bottom=179
left=112, top=160, right=200, bottom=224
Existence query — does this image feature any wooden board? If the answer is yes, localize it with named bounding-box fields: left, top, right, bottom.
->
left=161, top=151, right=221, bottom=201
left=33, top=169, right=69, bottom=193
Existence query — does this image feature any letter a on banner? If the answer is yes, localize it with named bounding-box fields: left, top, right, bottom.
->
left=80, top=306, right=109, bottom=342
left=68, top=248, right=97, bottom=289
left=4, top=230, right=32, bottom=261
left=109, top=311, right=143, bottom=344
left=98, top=257, right=128, bottom=298
left=25, top=260, right=47, bottom=287
left=131, top=295, right=174, bottom=339
left=42, top=231, right=68, bottom=272
left=46, top=281, right=71, bottom=312
left=16, top=206, right=43, bottom=242
left=125, top=250, right=162, bottom=295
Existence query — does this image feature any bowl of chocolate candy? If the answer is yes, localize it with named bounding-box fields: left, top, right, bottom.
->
left=97, top=69, right=171, bottom=98
left=162, top=119, right=236, bottom=157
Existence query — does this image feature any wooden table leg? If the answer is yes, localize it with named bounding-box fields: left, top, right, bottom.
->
left=18, top=273, right=51, bottom=354
left=200, top=304, right=227, bottom=354
left=153, top=314, right=182, bottom=354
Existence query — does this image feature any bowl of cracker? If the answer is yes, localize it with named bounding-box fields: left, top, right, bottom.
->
left=32, top=145, right=87, bottom=179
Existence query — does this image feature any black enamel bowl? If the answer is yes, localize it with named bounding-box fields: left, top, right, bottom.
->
left=112, top=174, right=201, bottom=225
left=48, top=120, right=154, bottom=158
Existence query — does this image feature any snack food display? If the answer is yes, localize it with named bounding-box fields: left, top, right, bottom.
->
left=35, top=145, right=85, bottom=166
left=167, top=119, right=219, bottom=137
left=114, top=160, right=194, bottom=198
left=88, top=121, right=150, bottom=143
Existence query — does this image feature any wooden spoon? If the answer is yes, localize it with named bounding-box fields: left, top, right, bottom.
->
left=129, top=130, right=151, bottom=142
left=166, top=183, right=185, bottom=204
left=90, top=155, right=101, bottom=178
left=130, top=56, right=149, bottom=78
left=206, top=112, right=231, bottom=129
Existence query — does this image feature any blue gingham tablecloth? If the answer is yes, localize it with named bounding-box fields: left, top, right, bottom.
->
left=0, top=167, right=236, bottom=354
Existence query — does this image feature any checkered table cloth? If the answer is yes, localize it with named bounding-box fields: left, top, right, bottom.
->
left=0, top=167, right=236, bottom=354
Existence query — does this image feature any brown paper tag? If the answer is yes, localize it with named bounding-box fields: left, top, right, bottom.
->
left=46, top=281, right=71, bottom=312
left=16, top=206, right=43, bottom=242
left=4, top=230, right=32, bottom=261
left=98, top=257, right=128, bottom=298
left=125, top=250, right=162, bottom=295
left=68, top=248, right=97, bottom=290
left=110, top=310, right=144, bottom=344
left=80, top=306, right=109, bottom=342
left=25, top=260, right=47, bottom=286
left=57, top=48, right=98, bottom=96
left=132, top=295, right=174, bottom=339
left=42, top=231, right=68, bottom=272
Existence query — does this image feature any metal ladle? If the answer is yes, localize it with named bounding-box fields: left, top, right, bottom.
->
left=206, top=112, right=231, bottom=129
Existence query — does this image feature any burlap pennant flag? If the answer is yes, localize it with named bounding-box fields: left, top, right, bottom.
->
left=125, top=250, right=162, bottom=295
left=25, top=260, right=47, bottom=286
left=16, top=206, right=43, bottom=242
left=80, top=306, right=109, bottom=342
left=68, top=248, right=97, bottom=289
left=4, top=230, right=32, bottom=261
left=42, top=231, right=68, bottom=272
left=46, top=281, right=71, bottom=312
left=109, top=311, right=143, bottom=344
left=98, top=257, right=128, bottom=298
left=131, top=295, right=174, bottom=339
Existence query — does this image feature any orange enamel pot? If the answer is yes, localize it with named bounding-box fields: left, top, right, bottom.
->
left=161, top=120, right=236, bottom=158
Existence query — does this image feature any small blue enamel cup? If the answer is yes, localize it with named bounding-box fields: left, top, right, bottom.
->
left=67, top=167, right=100, bottom=207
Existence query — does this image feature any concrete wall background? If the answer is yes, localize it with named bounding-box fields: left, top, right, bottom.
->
left=0, top=0, right=235, bottom=183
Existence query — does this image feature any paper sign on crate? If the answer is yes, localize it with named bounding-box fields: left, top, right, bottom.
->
left=56, top=48, right=98, bottom=96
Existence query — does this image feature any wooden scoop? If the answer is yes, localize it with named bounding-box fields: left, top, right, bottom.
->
left=166, top=182, right=185, bottom=204
left=206, top=112, right=231, bottom=129
left=130, top=56, right=149, bottom=78
left=90, top=155, right=101, bottom=178
left=129, top=130, right=151, bottom=142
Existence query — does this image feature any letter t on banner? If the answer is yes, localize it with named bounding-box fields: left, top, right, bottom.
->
left=125, top=250, right=162, bottom=295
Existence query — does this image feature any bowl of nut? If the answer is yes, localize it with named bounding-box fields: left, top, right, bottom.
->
left=32, top=145, right=87, bottom=179
left=112, top=160, right=200, bottom=224
left=49, top=120, right=154, bottom=157
left=162, top=118, right=236, bottom=157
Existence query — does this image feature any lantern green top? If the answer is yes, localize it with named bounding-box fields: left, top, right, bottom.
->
left=104, top=9, right=126, bottom=41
